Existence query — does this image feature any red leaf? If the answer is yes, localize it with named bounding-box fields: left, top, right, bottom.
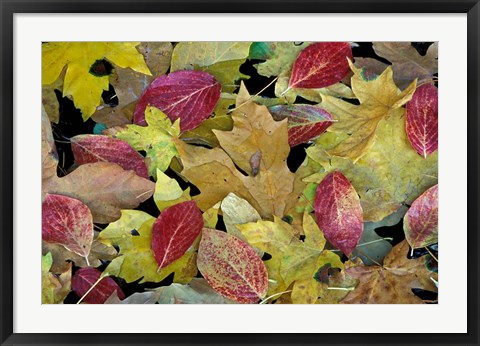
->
left=404, top=184, right=438, bottom=249
left=197, top=228, right=268, bottom=304
left=42, top=194, right=94, bottom=258
left=314, top=172, right=363, bottom=255
left=151, top=201, right=203, bottom=269
left=133, top=70, right=221, bottom=132
left=71, top=135, right=149, bottom=179
left=269, top=105, right=333, bottom=146
left=289, top=42, right=353, bottom=89
left=406, top=83, right=438, bottom=158
left=72, top=267, right=125, bottom=304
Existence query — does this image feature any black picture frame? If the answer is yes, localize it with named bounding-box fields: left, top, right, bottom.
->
left=1, top=1, right=479, bottom=345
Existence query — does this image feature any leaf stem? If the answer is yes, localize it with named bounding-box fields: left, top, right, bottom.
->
left=76, top=272, right=109, bottom=304
left=259, top=290, right=292, bottom=304
left=326, top=286, right=355, bottom=291
left=228, top=77, right=278, bottom=114
left=356, top=237, right=394, bottom=247
left=425, top=247, right=438, bottom=262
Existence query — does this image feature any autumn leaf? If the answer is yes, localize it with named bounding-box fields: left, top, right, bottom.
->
left=320, top=59, right=417, bottom=162
left=72, top=267, right=125, bottom=304
left=42, top=42, right=151, bottom=119
left=197, top=228, right=268, bottom=304
left=269, top=104, right=334, bottom=147
left=180, top=114, right=233, bottom=147
left=156, top=278, right=237, bottom=304
left=404, top=184, right=438, bottom=249
left=71, top=134, right=149, bottom=179
left=133, top=70, right=221, bottom=132
left=373, top=42, right=438, bottom=89
left=105, top=290, right=163, bottom=304
left=42, top=252, right=72, bottom=304
left=42, top=194, right=94, bottom=261
left=153, top=169, right=191, bottom=212
left=152, top=201, right=203, bottom=269
left=42, top=106, right=58, bottom=181
left=252, top=42, right=311, bottom=77
left=314, top=172, right=363, bottom=256
left=109, top=106, right=179, bottom=177
left=405, top=83, right=438, bottom=158
left=175, top=83, right=296, bottom=219
left=341, top=240, right=438, bottom=303
left=220, top=192, right=261, bottom=241
left=288, top=42, right=353, bottom=90
left=307, top=110, right=437, bottom=222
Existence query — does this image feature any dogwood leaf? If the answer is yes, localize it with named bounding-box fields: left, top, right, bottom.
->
left=72, top=268, right=125, bottom=304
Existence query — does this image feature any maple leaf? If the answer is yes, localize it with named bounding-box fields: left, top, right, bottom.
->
left=306, top=110, right=437, bottom=222
left=42, top=252, right=72, bottom=304
left=320, top=59, right=417, bottom=162
left=175, top=83, right=296, bottom=219
left=42, top=42, right=151, bottom=119
left=373, top=42, right=438, bottom=89
left=99, top=211, right=198, bottom=284
left=109, top=106, right=180, bottom=177
left=156, top=278, right=237, bottom=304
left=341, top=240, right=438, bottom=303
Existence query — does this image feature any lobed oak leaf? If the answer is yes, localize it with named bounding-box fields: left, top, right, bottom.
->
left=72, top=267, right=125, bottom=304
left=133, top=70, right=221, bottom=132
left=404, top=184, right=438, bottom=249
left=197, top=228, right=268, bottom=304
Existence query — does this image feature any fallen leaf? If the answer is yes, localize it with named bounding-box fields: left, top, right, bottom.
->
left=197, top=228, right=268, bottom=303
left=373, top=42, right=438, bottom=89
left=42, top=85, right=60, bottom=123
left=288, top=42, right=353, bottom=89
left=133, top=70, right=221, bottom=132
left=72, top=267, right=125, bottom=304
left=354, top=57, right=389, bottom=80
left=314, top=172, right=363, bottom=255
left=42, top=252, right=72, bottom=304
left=342, top=240, right=438, bottom=303
left=405, top=83, right=438, bottom=158
left=71, top=134, right=149, bottom=179
left=180, top=114, right=233, bottom=147
left=42, top=106, right=58, bottom=181
left=42, top=42, right=151, bottom=119
left=153, top=169, right=191, bottom=212
left=104, top=290, right=163, bottom=304
left=253, top=42, right=311, bottom=77
left=221, top=192, right=261, bottom=241
left=156, top=278, right=237, bottom=304
left=43, top=162, right=154, bottom=224
left=269, top=104, right=334, bottom=147
left=152, top=201, right=203, bottom=269
left=320, top=60, right=417, bottom=161
left=404, top=184, right=438, bottom=249
left=42, top=194, right=94, bottom=260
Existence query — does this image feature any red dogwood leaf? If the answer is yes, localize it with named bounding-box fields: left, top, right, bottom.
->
left=314, top=172, right=363, bottom=255
left=404, top=184, right=438, bottom=249
left=269, top=104, right=333, bottom=146
left=42, top=194, right=94, bottom=259
left=152, top=201, right=203, bottom=269
left=289, top=42, right=353, bottom=89
left=71, top=135, right=149, bottom=179
left=405, top=83, right=438, bottom=158
left=72, top=267, right=125, bottom=304
left=197, top=228, right=268, bottom=304
left=133, top=70, right=221, bottom=132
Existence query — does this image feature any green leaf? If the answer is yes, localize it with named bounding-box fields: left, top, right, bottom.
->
left=254, top=42, right=310, bottom=77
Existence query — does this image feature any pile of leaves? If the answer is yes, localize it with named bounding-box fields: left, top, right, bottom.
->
left=41, top=41, right=438, bottom=304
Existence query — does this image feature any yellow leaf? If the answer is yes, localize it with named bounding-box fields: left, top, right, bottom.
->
left=321, top=59, right=417, bottom=162
left=154, top=169, right=191, bottom=211
left=42, top=42, right=151, bottom=119
left=42, top=252, right=72, bottom=304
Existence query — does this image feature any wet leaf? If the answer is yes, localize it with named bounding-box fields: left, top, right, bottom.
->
left=197, top=228, right=268, bottom=303
left=269, top=104, right=334, bottom=147
left=72, top=267, right=125, bottom=304
left=314, top=172, right=363, bottom=255
left=133, top=70, right=221, bottom=132
left=288, top=42, right=353, bottom=89
left=71, top=134, right=149, bottom=179
left=42, top=194, right=94, bottom=260
left=404, top=184, right=438, bottom=249
left=152, top=201, right=203, bottom=269
left=405, top=83, right=438, bottom=158
left=156, top=278, right=237, bottom=304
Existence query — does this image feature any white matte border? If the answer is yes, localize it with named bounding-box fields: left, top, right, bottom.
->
left=14, top=13, right=467, bottom=333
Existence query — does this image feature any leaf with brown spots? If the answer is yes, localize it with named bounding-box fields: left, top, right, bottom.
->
left=341, top=240, right=438, bottom=304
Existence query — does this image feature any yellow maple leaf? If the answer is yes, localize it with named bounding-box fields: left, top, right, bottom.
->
left=42, top=42, right=151, bottom=120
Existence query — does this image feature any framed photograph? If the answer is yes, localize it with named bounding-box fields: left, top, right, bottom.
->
left=1, top=1, right=479, bottom=345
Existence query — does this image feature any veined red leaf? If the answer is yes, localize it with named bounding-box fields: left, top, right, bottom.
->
left=152, top=201, right=203, bottom=269
left=133, top=70, right=221, bottom=132
left=197, top=228, right=268, bottom=304
left=404, top=184, right=438, bottom=249
left=71, top=135, right=149, bottom=179
left=42, top=194, right=94, bottom=259
left=289, top=42, right=353, bottom=89
left=314, top=172, right=363, bottom=255
left=406, top=83, right=438, bottom=158
left=269, top=104, right=333, bottom=146
left=72, top=267, right=125, bottom=304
